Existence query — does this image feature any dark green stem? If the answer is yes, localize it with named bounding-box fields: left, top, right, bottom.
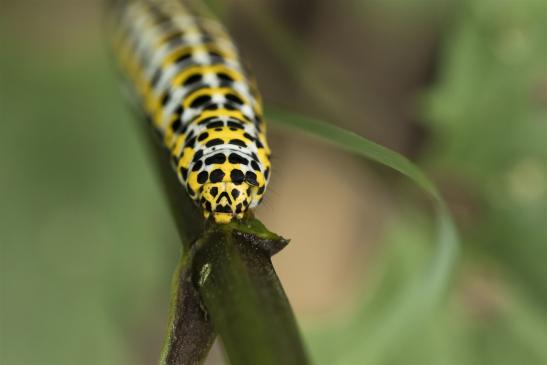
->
left=159, top=246, right=215, bottom=365
left=192, top=221, right=310, bottom=365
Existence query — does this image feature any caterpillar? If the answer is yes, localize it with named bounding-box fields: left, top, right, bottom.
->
left=109, top=0, right=271, bottom=224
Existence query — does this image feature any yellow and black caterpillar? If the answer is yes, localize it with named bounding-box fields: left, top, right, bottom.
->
left=109, top=0, right=271, bottom=223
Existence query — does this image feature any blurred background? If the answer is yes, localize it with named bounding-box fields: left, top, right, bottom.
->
left=1, top=0, right=546, bottom=364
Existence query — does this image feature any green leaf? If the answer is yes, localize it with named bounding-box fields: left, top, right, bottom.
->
left=266, top=107, right=460, bottom=363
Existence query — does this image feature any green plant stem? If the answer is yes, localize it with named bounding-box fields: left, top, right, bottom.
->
left=192, top=221, right=310, bottom=365
left=158, top=247, right=215, bottom=365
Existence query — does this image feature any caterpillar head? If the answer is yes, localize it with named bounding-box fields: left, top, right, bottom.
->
left=200, top=182, right=251, bottom=223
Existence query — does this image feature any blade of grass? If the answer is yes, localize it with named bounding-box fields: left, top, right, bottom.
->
left=266, top=107, right=459, bottom=363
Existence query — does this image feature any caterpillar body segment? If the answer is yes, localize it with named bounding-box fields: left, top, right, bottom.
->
left=109, top=0, right=271, bottom=223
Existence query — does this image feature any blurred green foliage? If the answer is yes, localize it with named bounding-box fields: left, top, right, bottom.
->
left=0, top=36, right=180, bottom=364
left=305, top=0, right=547, bottom=364
left=425, top=0, right=547, bottom=306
